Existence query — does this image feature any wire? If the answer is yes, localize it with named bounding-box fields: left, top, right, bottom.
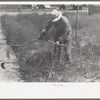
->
left=10, top=38, right=38, bottom=47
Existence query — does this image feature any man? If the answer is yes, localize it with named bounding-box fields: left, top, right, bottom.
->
left=42, top=9, right=72, bottom=62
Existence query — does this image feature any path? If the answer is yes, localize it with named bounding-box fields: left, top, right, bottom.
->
left=0, top=18, right=23, bottom=82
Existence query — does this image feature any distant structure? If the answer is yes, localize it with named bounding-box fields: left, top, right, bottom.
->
left=0, top=5, right=32, bottom=11
left=0, top=4, right=87, bottom=11
left=0, top=5, right=19, bottom=11
left=88, top=5, right=100, bottom=15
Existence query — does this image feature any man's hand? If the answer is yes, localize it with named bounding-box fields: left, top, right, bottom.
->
left=56, top=41, right=60, bottom=45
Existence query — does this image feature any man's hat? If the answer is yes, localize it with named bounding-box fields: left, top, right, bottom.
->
left=51, top=9, right=62, bottom=22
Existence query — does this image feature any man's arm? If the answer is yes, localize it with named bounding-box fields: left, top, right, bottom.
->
left=45, top=20, right=52, bottom=32
left=39, top=20, right=52, bottom=40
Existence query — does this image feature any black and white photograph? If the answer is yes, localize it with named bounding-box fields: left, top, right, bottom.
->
left=0, top=1, right=100, bottom=99
left=0, top=1, right=100, bottom=83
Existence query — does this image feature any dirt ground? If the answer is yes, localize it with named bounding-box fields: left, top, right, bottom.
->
left=0, top=17, right=24, bottom=82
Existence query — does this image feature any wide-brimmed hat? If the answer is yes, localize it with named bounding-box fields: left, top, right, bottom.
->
left=51, top=9, right=62, bottom=22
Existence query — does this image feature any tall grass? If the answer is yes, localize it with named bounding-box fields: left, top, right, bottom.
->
left=1, top=12, right=100, bottom=82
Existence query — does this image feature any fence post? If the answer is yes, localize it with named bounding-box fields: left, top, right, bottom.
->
left=18, top=5, right=21, bottom=14
left=76, top=5, right=79, bottom=46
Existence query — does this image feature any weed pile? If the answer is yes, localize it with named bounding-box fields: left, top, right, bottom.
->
left=1, top=12, right=100, bottom=82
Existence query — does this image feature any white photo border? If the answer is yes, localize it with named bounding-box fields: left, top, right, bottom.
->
left=0, top=1, right=100, bottom=99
